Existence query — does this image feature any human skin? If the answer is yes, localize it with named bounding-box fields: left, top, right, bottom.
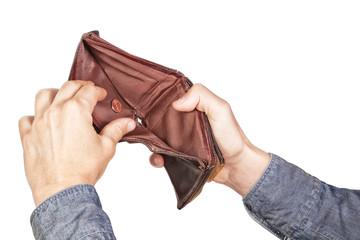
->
left=149, top=84, right=270, bottom=197
left=18, top=80, right=136, bottom=206
left=19, top=80, right=269, bottom=207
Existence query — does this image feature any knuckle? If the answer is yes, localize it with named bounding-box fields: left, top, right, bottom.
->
left=102, top=137, right=114, bottom=150
left=61, top=81, right=73, bottom=88
left=74, top=85, right=98, bottom=105
left=79, top=84, right=94, bottom=94
left=192, top=83, right=204, bottom=91
left=191, top=83, right=209, bottom=96
left=73, top=85, right=96, bottom=101
left=62, top=80, right=80, bottom=90
left=219, top=100, right=232, bottom=114
left=18, top=116, right=26, bottom=127
left=219, top=99, right=231, bottom=110
left=82, top=84, right=97, bottom=95
left=104, top=144, right=116, bottom=158
left=66, top=99, right=83, bottom=111
left=18, top=115, right=34, bottom=130
left=43, top=105, right=60, bottom=119
left=35, top=89, right=50, bottom=101
left=221, top=99, right=230, bottom=108
left=65, top=80, right=93, bottom=89
left=75, top=94, right=92, bottom=108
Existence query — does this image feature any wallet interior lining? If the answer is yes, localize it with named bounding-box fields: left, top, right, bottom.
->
left=81, top=33, right=214, bottom=167
left=68, top=31, right=225, bottom=209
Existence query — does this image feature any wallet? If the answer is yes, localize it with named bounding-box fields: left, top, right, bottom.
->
left=68, top=31, right=224, bottom=209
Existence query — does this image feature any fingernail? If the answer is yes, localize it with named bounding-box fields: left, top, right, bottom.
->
left=175, top=96, right=186, bottom=105
left=127, top=121, right=136, bottom=133
left=154, top=157, right=162, bottom=166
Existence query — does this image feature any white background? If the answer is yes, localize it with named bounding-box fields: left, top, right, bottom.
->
left=1, top=1, right=360, bottom=239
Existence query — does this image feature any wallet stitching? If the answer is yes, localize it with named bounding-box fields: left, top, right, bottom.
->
left=133, top=79, right=162, bottom=113
left=198, top=111, right=211, bottom=166
left=179, top=78, right=213, bottom=165
left=147, top=95, right=178, bottom=131
left=86, top=37, right=181, bottom=77
left=68, top=38, right=83, bottom=80
left=178, top=168, right=210, bottom=207
left=147, top=82, right=183, bottom=131
left=133, top=73, right=176, bottom=112
left=124, top=136, right=203, bottom=166
left=89, top=42, right=162, bottom=89
left=204, top=114, right=221, bottom=166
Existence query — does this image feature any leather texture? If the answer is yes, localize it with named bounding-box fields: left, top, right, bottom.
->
left=68, top=31, right=224, bottom=209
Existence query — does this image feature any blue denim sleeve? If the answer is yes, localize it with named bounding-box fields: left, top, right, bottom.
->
left=30, top=184, right=116, bottom=240
left=243, top=153, right=360, bottom=240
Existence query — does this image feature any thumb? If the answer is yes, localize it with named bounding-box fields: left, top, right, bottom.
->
left=100, top=118, right=136, bottom=145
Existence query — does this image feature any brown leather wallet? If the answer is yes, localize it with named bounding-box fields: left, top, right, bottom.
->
left=68, top=31, right=224, bottom=209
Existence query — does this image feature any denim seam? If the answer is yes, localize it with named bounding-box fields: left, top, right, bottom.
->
left=284, top=176, right=322, bottom=239
left=243, top=152, right=275, bottom=204
left=242, top=154, right=286, bottom=238
left=30, top=184, right=96, bottom=224
left=243, top=202, right=285, bottom=239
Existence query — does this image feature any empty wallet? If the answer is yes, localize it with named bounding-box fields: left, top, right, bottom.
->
left=68, top=31, right=224, bottom=209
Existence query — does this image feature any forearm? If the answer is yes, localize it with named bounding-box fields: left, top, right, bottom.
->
left=239, top=153, right=360, bottom=239
left=31, top=184, right=116, bottom=240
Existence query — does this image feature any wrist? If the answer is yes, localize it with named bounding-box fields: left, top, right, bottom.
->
left=32, top=180, right=93, bottom=206
left=32, top=185, right=68, bottom=206
left=221, top=143, right=270, bottom=197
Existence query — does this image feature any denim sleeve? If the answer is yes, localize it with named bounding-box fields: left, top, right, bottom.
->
left=30, top=184, right=116, bottom=240
left=243, top=153, right=360, bottom=240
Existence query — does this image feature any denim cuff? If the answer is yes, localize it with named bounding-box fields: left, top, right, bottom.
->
left=243, top=154, right=322, bottom=239
left=31, top=184, right=115, bottom=240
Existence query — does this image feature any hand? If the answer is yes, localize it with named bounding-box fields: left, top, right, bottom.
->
left=19, top=80, right=136, bottom=206
left=149, top=84, right=270, bottom=196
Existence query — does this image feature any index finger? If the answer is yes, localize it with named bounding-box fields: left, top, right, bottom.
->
left=72, top=84, right=107, bottom=114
